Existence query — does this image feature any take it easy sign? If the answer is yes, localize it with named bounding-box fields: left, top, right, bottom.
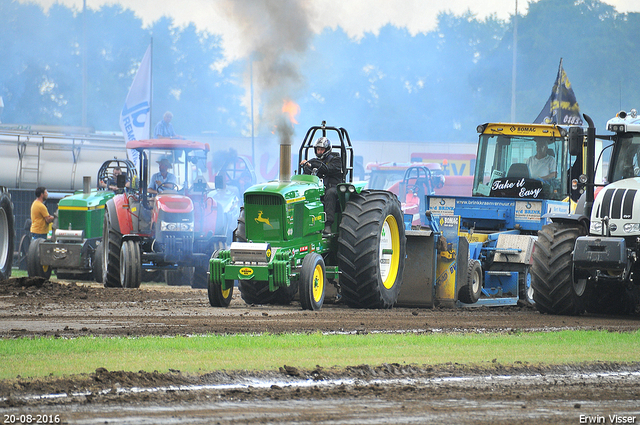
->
left=489, top=178, right=543, bottom=199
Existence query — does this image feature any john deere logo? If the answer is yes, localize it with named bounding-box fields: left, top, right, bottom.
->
left=239, top=267, right=254, bottom=276
left=255, top=211, right=273, bottom=228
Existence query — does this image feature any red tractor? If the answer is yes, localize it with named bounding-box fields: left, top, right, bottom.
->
left=102, top=139, right=243, bottom=289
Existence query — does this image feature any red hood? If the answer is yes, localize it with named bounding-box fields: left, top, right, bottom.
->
left=156, top=195, right=193, bottom=213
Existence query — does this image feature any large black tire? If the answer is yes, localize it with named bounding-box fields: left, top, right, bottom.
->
left=234, top=208, right=246, bottom=242
left=491, top=262, right=535, bottom=306
left=531, top=222, right=586, bottom=315
left=585, top=281, right=638, bottom=316
left=208, top=251, right=234, bottom=307
left=299, top=253, right=325, bottom=311
left=103, top=208, right=122, bottom=288
left=27, top=238, right=52, bottom=279
left=337, top=190, right=406, bottom=309
left=458, top=259, right=483, bottom=304
left=120, top=239, right=141, bottom=288
left=93, top=243, right=104, bottom=283
left=166, top=267, right=194, bottom=286
left=0, top=191, right=14, bottom=281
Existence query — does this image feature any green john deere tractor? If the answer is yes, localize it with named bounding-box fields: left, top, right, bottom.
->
left=208, top=122, right=406, bottom=310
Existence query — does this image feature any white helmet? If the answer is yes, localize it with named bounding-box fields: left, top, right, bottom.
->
left=314, top=137, right=331, bottom=160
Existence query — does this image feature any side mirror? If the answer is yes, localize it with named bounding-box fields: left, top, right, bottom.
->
left=568, top=126, right=584, bottom=156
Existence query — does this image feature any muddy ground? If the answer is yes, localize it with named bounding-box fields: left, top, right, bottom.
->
left=1, top=276, right=639, bottom=424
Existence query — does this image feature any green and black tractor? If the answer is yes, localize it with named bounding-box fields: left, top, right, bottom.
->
left=208, top=122, right=406, bottom=310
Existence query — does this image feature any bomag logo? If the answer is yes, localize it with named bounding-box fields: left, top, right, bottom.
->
left=515, top=126, right=536, bottom=133
left=239, top=267, right=254, bottom=276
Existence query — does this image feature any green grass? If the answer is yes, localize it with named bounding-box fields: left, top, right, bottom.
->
left=1, top=330, right=639, bottom=380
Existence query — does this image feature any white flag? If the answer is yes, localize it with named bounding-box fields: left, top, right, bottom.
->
left=119, top=44, right=151, bottom=163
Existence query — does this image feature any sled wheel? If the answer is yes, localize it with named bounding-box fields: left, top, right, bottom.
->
left=208, top=251, right=234, bottom=307
left=103, top=208, right=123, bottom=288
left=531, top=222, right=586, bottom=315
left=458, top=259, right=483, bottom=304
left=27, top=238, right=52, bottom=279
left=120, top=239, right=141, bottom=288
left=299, top=253, right=325, bottom=311
left=0, top=191, right=14, bottom=281
left=338, top=190, right=406, bottom=308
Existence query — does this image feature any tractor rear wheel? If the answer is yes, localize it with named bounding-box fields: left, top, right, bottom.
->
left=337, top=190, right=406, bottom=308
left=458, top=259, right=483, bottom=304
left=27, top=238, right=52, bottom=279
left=531, top=222, right=586, bottom=315
left=208, top=251, right=234, bottom=307
left=0, top=191, right=14, bottom=281
left=103, top=209, right=122, bottom=288
left=299, top=253, right=325, bottom=311
left=120, top=240, right=141, bottom=288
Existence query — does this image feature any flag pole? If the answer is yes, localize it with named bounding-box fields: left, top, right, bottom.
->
left=149, top=37, right=153, bottom=140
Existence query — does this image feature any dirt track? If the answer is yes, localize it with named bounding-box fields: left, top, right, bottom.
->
left=1, top=276, right=640, bottom=424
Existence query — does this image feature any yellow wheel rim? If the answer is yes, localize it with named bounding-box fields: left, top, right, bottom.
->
left=380, top=214, right=400, bottom=289
left=221, top=287, right=231, bottom=299
left=312, top=263, right=324, bottom=303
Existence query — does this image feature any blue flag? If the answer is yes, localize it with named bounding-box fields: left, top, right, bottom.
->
left=119, top=44, right=151, bottom=163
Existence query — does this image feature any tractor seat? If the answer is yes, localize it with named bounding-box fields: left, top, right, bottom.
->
left=507, top=163, right=530, bottom=179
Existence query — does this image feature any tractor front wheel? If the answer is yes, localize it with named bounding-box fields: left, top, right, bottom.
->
left=531, top=222, right=586, bottom=315
left=338, top=190, right=406, bottom=308
left=208, top=251, right=234, bottom=307
left=299, top=253, right=325, bottom=311
left=120, top=240, right=141, bottom=288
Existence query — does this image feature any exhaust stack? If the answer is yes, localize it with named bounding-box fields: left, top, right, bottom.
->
left=279, top=143, right=291, bottom=183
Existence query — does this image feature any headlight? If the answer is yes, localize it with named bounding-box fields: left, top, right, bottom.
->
left=624, top=223, right=640, bottom=233
left=590, top=221, right=602, bottom=234
left=161, top=221, right=194, bottom=232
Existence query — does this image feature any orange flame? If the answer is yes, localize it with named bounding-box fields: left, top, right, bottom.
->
left=282, top=99, right=300, bottom=125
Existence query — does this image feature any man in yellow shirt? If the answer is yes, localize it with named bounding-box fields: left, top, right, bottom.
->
left=30, top=187, right=54, bottom=239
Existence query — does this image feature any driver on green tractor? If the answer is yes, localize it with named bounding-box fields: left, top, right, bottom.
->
left=300, top=136, right=342, bottom=235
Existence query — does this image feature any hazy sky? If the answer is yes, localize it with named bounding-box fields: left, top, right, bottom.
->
left=24, top=0, right=640, bottom=61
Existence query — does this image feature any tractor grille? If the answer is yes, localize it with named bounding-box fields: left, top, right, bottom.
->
left=597, top=188, right=636, bottom=220
left=245, top=194, right=283, bottom=206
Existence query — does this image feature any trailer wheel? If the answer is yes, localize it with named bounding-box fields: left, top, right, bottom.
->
left=338, top=190, right=406, bottom=309
left=93, top=243, right=103, bottom=283
left=103, top=209, right=122, bottom=288
left=459, top=259, right=482, bottom=304
left=27, top=238, right=52, bottom=279
left=208, top=251, right=234, bottom=307
left=491, top=263, right=535, bottom=306
left=120, top=240, right=141, bottom=288
left=531, top=222, right=586, bottom=315
left=0, top=190, right=14, bottom=281
left=299, top=253, right=325, bottom=311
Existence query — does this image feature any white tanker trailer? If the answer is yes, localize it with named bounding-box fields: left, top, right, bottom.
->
left=0, top=124, right=128, bottom=192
